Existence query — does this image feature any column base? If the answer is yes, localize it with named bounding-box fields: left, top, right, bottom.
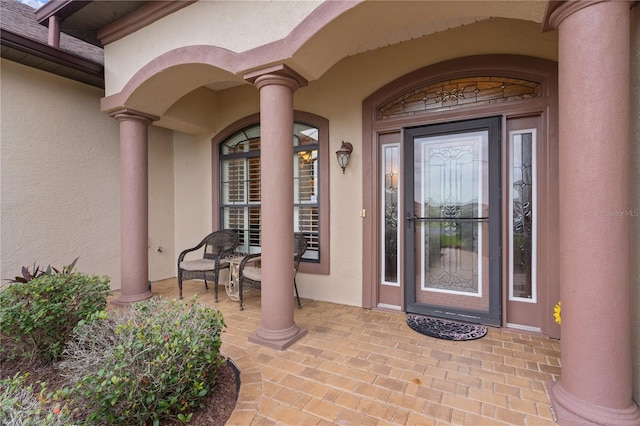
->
left=549, top=381, right=640, bottom=426
left=248, top=324, right=308, bottom=350
left=110, top=290, right=153, bottom=307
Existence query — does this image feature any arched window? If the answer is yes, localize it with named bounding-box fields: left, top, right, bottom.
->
left=215, top=112, right=329, bottom=273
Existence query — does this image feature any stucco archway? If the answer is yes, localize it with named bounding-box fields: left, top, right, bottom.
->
left=100, top=0, right=549, bottom=123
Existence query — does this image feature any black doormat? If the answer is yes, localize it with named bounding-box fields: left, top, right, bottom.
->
left=407, top=314, right=487, bottom=341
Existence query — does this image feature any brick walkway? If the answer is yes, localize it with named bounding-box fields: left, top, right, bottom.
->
left=147, top=278, right=560, bottom=425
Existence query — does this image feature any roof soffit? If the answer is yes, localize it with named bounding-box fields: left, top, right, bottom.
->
left=35, top=0, right=148, bottom=46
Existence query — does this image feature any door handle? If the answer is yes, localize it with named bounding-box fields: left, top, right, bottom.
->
left=406, top=215, right=489, bottom=222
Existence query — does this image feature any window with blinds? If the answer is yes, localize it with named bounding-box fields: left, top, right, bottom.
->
left=220, top=123, right=320, bottom=261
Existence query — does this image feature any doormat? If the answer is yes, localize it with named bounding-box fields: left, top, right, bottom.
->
left=406, top=314, right=487, bottom=341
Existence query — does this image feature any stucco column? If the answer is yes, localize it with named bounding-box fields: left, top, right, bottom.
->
left=547, top=1, right=640, bottom=424
left=111, top=109, right=158, bottom=306
left=245, top=65, right=308, bottom=350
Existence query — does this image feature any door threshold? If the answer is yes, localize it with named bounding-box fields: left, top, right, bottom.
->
left=376, top=303, right=401, bottom=311
left=506, top=322, right=541, bottom=333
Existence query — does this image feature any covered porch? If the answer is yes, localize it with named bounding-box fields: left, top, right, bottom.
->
left=142, top=278, right=561, bottom=425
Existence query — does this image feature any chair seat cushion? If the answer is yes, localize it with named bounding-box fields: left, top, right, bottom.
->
left=180, top=259, right=229, bottom=271
left=242, top=265, right=262, bottom=281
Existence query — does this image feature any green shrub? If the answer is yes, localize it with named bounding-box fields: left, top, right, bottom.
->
left=0, top=270, right=111, bottom=363
left=0, top=373, right=71, bottom=426
left=61, top=297, right=226, bottom=426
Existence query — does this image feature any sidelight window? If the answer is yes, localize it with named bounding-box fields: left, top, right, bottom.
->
left=381, top=143, right=400, bottom=286
left=509, top=129, right=537, bottom=302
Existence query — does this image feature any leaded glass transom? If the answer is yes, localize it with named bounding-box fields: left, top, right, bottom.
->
left=378, top=77, right=540, bottom=120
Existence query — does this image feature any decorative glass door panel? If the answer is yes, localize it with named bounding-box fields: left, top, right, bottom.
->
left=382, top=143, right=400, bottom=286
left=506, top=115, right=541, bottom=331
left=405, top=117, right=501, bottom=325
left=377, top=132, right=403, bottom=309
left=509, top=130, right=536, bottom=302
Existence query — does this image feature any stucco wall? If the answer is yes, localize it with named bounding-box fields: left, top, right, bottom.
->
left=1, top=60, right=178, bottom=290
left=1, top=60, right=121, bottom=287
left=104, top=0, right=322, bottom=95
left=631, top=3, right=640, bottom=406
left=172, top=132, right=213, bottom=269
left=148, top=125, right=176, bottom=282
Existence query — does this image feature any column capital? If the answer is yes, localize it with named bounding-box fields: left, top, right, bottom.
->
left=543, top=0, right=634, bottom=31
left=244, top=64, right=308, bottom=91
left=108, top=107, right=159, bottom=124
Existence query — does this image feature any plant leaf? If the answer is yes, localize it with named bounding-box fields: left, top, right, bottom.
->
left=66, top=257, right=79, bottom=274
left=21, top=266, right=31, bottom=281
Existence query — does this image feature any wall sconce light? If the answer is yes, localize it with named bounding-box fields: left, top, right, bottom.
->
left=335, top=141, right=353, bottom=174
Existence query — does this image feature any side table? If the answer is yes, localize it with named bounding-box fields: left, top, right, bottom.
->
left=225, top=256, right=245, bottom=301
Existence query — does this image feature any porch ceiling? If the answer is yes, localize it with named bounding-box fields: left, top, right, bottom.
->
left=205, top=1, right=548, bottom=88
left=286, top=0, right=548, bottom=81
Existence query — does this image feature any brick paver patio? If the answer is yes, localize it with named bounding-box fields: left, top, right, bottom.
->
left=142, top=278, right=561, bottom=425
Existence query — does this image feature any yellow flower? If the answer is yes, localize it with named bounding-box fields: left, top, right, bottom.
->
left=553, top=301, right=561, bottom=325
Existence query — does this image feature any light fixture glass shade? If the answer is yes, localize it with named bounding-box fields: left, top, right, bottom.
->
left=335, top=141, right=353, bottom=174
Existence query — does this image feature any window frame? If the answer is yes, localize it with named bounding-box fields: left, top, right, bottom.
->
left=212, top=111, right=330, bottom=275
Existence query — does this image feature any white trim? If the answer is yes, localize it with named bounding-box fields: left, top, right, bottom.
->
left=508, top=128, right=537, bottom=303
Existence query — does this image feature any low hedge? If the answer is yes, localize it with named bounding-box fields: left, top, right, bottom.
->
left=0, top=270, right=111, bottom=363
left=61, top=297, right=226, bottom=425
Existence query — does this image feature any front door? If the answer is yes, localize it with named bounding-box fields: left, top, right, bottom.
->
left=404, top=117, right=501, bottom=326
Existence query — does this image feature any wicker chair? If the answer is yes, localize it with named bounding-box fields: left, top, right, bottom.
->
left=237, top=233, right=307, bottom=311
left=177, top=229, right=239, bottom=301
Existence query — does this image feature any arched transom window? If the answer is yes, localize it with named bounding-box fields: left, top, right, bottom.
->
left=378, top=76, right=541, bottom=120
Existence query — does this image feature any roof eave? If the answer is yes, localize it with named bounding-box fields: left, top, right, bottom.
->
left=1, top=28, right=104, bottom=88
left=35, top=0, right=91, bottom=26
